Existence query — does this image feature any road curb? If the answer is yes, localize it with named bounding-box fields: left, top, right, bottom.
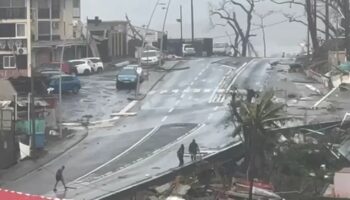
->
left=0, top=131, right=88, bottom=185
left=128, top=60, right=184, bottom=101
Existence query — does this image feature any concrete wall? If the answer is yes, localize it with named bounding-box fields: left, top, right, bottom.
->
left=334, top=172, right=350, bottom=198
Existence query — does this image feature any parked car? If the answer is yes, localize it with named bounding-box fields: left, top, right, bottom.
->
left=116, top=67, right=140, bottom=89
left=48, top=75, right=81, bottom=94
left=123, top=64, right=144, bottom=82
left=182, top=44, right=196, bottom=56
left=36, top=62, right=72, bottom=74
left=67, top=59, right=93, bottom=75
left=83, top=57, right=104, bottom=73
left=141, top=50, right=162, bottom=66
left=213, top=43, right=231, bottom=56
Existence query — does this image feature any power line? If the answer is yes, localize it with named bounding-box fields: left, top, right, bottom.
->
left=212, top=15, right=305, bottom=39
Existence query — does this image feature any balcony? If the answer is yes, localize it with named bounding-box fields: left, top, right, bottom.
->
left=0, top=8, right=26, bottom=19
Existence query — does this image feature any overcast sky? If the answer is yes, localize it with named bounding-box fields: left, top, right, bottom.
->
left=82, top=0, right=307, bottom=56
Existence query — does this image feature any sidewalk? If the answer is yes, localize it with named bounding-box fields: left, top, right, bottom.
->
left=0, top=130, right=87, bottom=186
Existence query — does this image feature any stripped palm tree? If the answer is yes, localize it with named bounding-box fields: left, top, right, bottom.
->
left=230, top=89, right=291, bottom=200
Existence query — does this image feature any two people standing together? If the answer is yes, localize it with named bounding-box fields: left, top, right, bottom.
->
left=177, top=139, right=200, bottom=167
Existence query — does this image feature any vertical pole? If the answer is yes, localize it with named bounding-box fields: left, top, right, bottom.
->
left=325, top=0, right=330, bottom=40
left=261, top=17, right=267, bottom=58
left=27, top=0, right=32, bottom=77
left=191, top=0, right=194, bottom=43
left=336, top=12, right=339, bottom=65
left=49, top=0, right=52, bottom=41
left=180, top=5, right=183, bottom=42
left=59, top=44, right=65, bottom=138
left=159, top=0, right=171, bottom=67
left=136, top=0, right=160, bottom=98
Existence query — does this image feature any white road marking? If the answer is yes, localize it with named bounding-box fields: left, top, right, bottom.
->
left=193, top=88, right=201, bottom=93
left=148, top=90, right=157, bottom=95
left=180, top=93, right=185, bottom=98
left=160, top=90, right=168, bottom=94
left=190, top=82, right=194, bottom=86
left=161, top=116, right=168, bottom=122
left=85, top=124, right=206, bottom=184
left=183, top=88, right=191, bottom=93
left=198, top=71, right=203, bottom=76
left=217, top=89, right=226, bottom=93
left=172, top=89, right=179, bottom=94
left=207, top=113, right=213, bottom=120
left=226, top=60, right=255, bottom=91
left=168, top=108, right=174, bottom=113
left=175, top=100, right=181, bottom=106
left=204, top=89, right=211, bottom=93
left=194, top=77, right=199, bottom=81
left=73, top=126, right=160, bottom=182
left=214, top=106, right=219, bottom=111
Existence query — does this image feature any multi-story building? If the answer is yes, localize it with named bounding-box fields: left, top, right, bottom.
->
left=0, top=0, right=31, bottom=79
left=0, top=0, right=86, bottom=79
left=31, top=0, right=87, bottom=67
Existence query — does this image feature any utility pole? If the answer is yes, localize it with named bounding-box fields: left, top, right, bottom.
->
left=159, top=0, right=171, bottom=67
left=30, top=72, right=35, bottom=155
left=325, top=0, right=330, bottom=40
left=191, top=0, right=194, bottom=43
left=179, top=5, right=183, bottom=42
left=136, top=0, right=161, bottom=98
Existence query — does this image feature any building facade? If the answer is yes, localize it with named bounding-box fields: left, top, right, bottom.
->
left=0, top=0, right=31, bottom=79
left=0, top=0, right=86, bottom=79
left=87, top=17, right=128, bottom=62
left=31, top=0, right=87, bottom=68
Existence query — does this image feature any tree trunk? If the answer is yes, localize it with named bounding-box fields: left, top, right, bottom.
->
left=325, top=0, right=330, bottom=40
left=306, top=0, right=319, bottom=54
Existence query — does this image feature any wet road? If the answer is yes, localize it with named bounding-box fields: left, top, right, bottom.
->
left=4, top=57, right=272, bottom=198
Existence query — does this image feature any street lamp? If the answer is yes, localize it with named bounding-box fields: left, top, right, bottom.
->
left=136, top=0, right=164, bottom=98
left=159, top=0, right=171, bottom=67
left=57, top=42, right=71, bottom=137
left=255, top=11, right=274, bottom=58
left=177, top=5, right=183, bottom=44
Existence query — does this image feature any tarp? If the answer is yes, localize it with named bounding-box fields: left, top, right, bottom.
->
left=16, top=119, right=46, bottom=135
left=0, top=188, right=60, bottom=200
left=339, top=62, right=350, bottom=72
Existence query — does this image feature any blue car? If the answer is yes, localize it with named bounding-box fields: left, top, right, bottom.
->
left=49, top=75, right=81, bottom=94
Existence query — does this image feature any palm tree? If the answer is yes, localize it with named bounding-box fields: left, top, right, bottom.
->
left=230, top=90, right=289, bottom=200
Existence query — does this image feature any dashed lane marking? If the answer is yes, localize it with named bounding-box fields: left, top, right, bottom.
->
left=193, top=88, right=201, bottom=93
left=168, top=108, right=174, bottom=113
left=160, top=90, right=168, bottom=94
left=161, top=116, right=168, bottom=122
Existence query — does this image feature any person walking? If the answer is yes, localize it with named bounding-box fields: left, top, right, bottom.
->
left=189, top=139, right=199, bottom=161
left=54, top=166, right=67, bottom=192
left=177, top=144, right=185, bottom=166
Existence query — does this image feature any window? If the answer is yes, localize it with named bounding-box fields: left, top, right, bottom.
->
left=73, top=0, right=80, bottom=8
left=38, top=21, right=50, bottom=35
left=11, top=0, right=25, bottom=7
left=0, top=0, right=11, bottom=8
left=3, top=56, right=15, bottom=69
left=0, top=24, right=16, bottom=37
left=16, top=23, right=25, bottom=37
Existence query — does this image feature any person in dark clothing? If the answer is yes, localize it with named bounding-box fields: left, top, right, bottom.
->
left=54, top=166, right=67, bottom=192
left=177, top=144, right=185, bottom=166
left=189, top=139, right=199, bottom=161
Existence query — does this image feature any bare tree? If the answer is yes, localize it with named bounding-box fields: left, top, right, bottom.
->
left=271, top=0, right=341, bottom=56
left=209, top=0, right=258, bottom=57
